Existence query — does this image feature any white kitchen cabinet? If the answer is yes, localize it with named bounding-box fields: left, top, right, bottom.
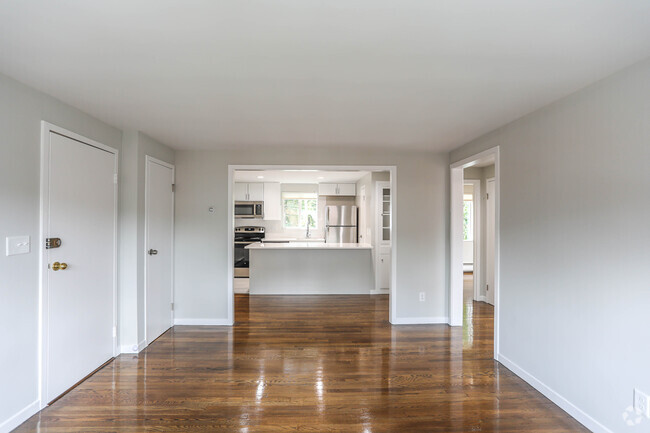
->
left=263, top=182, right=282, bottom=220
left=318, top=183, right=338, bottom=196
left=375, top=181, right=391, bottom=291
left=234, top=182, right=264, bottom=201
left=337, top=183, right=356, bottom=196
left=248, top=183, right=265, bottom=201
left=377, top=253, right=391, bottom=290
left=318, top=183, right=356, bottom=196
left=234, top=183, right=248, bottom=201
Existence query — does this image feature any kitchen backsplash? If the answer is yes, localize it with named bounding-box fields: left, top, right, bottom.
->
left=235, top=195, right=356, bottom=237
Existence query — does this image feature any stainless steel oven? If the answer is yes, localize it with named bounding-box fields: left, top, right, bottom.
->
left=235, top=201, right=264, bottom=219
left=234, top=226, right=265, bottom=277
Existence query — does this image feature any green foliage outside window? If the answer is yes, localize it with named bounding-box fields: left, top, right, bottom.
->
left=463, top=201, right=473, bottom=241
left=283, top=198, right=318, bottom=229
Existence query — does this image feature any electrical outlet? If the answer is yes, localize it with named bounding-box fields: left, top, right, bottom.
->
left=419, top=292, right=425, bottom=302
left=635, top=389, right=650, bottom=418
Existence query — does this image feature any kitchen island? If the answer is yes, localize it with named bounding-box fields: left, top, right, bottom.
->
left=246, top=242, right=373, bottom=295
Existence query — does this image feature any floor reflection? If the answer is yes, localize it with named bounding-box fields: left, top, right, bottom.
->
left=14, top=290, right=587, bottom=433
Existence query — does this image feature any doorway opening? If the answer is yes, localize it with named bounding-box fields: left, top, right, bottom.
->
left=227, top=165, right=397, bottom=324
left=450, top=147, right=500, bottom=358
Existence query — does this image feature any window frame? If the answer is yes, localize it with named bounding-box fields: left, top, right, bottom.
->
left=282, top=193, right=318, bottom=230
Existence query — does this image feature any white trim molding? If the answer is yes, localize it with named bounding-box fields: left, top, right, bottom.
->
left=174, top=318, right=232, bottom=326
left=391, top=316, right=449, bottom=325
left=0, top=399, right=40, bottom=433
left=120, top=339, right=148, bottom=354
left=370, top=289, right=390, bottom=295
left=497, top=353, right=612, bottom=433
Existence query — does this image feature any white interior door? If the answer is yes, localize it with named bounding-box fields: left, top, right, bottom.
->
left=44, top=130, right=116, bottom=404
left=486, top=179, right=496, bottom=305
left=145, top=158, right=174, bottom=344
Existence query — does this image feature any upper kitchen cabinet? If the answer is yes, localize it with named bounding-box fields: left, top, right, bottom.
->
left=318, top=183, right=356, bottom=196
left=263, top=182, right=281, bottom=220
left=248, top=183, right=264, bottom=201
left=234, top=183, right=264, bottom=201
left=337, top=183, right=356, bottom=196
left=234, top=183, right=248, bottom=201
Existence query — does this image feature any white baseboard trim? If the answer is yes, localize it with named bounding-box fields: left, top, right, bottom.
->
left=120, top=339, right=147, bottom=354
left=0, top=399, right=40, bottom=433
left=391, top=316, right=448, bottom=325
left=174, top=318, right=232, bottom=326
left=497, top=353, right=611, bottom=433
left=370, top=289, right=389, bottom=295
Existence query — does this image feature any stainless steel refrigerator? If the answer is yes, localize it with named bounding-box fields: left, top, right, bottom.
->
left=325, top=205, right=358, bottom=243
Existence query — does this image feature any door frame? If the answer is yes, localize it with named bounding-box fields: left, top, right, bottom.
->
left=228, top=165, right=397, bottom=324
left=463, top=179, right=481, bottom=301
left=38, top=122, right=119, bottom=408
left=485, top=177, right=496, bottom=305
left=144, top=156, right=176, bottom=345
left=449, top=146, right=500, bottom=358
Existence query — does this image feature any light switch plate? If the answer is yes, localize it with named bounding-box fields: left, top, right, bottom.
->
left=6, top=236, right=30, bottom=256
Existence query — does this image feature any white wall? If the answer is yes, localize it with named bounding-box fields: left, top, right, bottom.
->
left=174, top=149, right=448, bottom=322
left=450, top=57, right=650, bottom=432
left=0, top=72, right=122, bottom=430
left=118, top=131, right=174, bottom=352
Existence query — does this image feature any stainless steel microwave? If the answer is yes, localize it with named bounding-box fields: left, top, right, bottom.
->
left=235, top=201, right=264, bottom=218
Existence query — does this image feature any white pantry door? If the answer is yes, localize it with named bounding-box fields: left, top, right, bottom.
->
left=486, top=179, right=496, bottom=305
left=145, top=158, right=174, bottom=344
left=45, top=131, right=116, bottom=403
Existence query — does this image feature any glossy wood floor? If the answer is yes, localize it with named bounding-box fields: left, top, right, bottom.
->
left=15, top=277, right=588, bottom=432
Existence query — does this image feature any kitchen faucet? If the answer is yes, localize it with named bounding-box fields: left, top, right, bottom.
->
left=306, top=214, right=314, bottom=238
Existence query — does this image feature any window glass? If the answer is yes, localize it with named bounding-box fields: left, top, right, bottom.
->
left=283, top=193, right=318, bottom=229
left=463, top=200, right=473, bottom=241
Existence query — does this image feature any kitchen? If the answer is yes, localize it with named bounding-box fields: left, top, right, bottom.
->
left=232, top=169, right=392, bottom=295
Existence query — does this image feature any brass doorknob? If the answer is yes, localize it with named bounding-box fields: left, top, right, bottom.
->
left=52, top=262, right=68, bottom=271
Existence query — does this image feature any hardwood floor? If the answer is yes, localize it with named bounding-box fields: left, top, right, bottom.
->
left=14, top=291, right=587, bottom=432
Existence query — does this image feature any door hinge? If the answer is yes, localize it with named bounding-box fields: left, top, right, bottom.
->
left=486, top=193, right=489, bottom=200
left=114, top=173, right=118, bottom=184
left=172, top=184, right=175, bottom=193
left=171, top=302, right=174, bottom=311
left=112, top=326, right=117, bottom=338
left=486, top=284, right=489, bottom=291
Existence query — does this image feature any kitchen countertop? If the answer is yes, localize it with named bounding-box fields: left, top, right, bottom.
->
left=246, top=242, right=372, bottom=250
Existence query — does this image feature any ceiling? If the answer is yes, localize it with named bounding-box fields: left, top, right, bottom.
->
left=1, top=1, right=650, bottom=152
left=234, top=169, right=371, bottom=184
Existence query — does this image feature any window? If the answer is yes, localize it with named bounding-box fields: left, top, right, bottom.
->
left=283, top=192, right=318, bottom=229
left=463, top=198, right=473, bottom=241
